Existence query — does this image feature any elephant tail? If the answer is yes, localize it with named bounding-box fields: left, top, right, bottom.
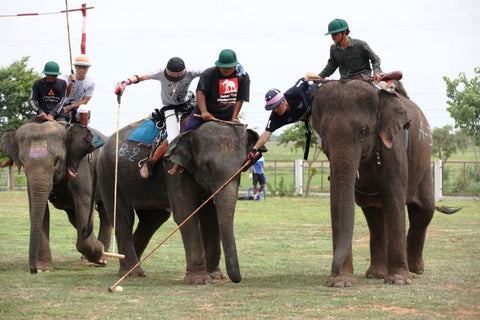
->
left=435, top=206, right=461, bottom=215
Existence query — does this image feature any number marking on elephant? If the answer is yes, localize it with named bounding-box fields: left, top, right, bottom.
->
left=29, top=139, right=47, bottom=158
left=118, top=143, right=142, bottom=162
left=129, top=147, right=141, bottom=162
left=418, top=121, right=433, bottom=146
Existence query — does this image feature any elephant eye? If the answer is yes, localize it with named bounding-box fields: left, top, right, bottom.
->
left=358, top=126, right=369, bottom=139
left=53, top=156, right=61, bottom=168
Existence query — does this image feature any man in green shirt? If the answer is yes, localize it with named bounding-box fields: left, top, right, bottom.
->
left=319, top=19, right=382, bottom=82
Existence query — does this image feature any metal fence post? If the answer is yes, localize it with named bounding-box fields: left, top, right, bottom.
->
left=294, top=159, right=303, bottom=195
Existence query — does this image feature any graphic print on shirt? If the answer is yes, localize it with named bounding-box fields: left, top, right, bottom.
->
left=218, top=77, right=238, bottom=105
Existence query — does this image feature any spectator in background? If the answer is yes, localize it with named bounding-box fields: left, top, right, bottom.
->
left=251, top=156, right=265, bottom=200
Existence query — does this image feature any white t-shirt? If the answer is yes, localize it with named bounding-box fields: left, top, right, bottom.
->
left=149, top=68, right=202, bottom=106
left=60, top=74, right=95, bottom=103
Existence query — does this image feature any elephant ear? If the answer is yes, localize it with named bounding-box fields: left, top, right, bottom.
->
left=378, top=93, right=410, bottom=149
left=66, top=124, right=96, bottom=165
left=1, top=129, right=22, bottom=171
left=164, top=131, right=195, bottom=173
left=247, top=129, right=268, bottom=153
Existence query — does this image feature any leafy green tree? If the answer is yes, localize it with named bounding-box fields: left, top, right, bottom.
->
left=444, top=67, right=480, bottom=150
left=0, top=56, right=39, bottom=131
left=279, top=122, right=322, bottom=196
left=433, top=126, right=457, bottom=162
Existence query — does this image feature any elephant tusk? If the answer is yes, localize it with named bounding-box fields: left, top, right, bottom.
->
left=356, top=170, right=360, bottom=180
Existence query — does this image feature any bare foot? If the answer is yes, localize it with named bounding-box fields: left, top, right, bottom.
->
left=168, top=163, right=184, bottom=175
left=139, top=163, right=150, bottom=179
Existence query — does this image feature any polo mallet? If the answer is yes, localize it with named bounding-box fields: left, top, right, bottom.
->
left=90, top=93, right=125, bottom=261
left=64, top=0, right=74, bottom=74
left=109, top=93, right=123, bottom=258
left=107, top=155, right=257, bottom=292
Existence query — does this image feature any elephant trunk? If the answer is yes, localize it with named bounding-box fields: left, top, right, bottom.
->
left=215, top=182, right=241, bottom=283
left=26, top=172, right=53, bottom=273
left=329, top=156, right=358, bottom=276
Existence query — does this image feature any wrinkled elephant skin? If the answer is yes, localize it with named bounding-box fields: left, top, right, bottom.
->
left=97, top=120, right=263, bottom=284
left=1, top=121, right=110, bottom=273
left=311, top=80, right=435, bottom=287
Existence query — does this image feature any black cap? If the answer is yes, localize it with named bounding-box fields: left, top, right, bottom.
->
left=164, top=57, right=186, bottom=82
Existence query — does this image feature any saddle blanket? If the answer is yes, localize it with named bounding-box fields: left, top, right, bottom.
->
left=128, top=120, right=159, bottom=145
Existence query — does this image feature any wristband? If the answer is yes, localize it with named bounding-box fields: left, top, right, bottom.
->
left=134, top=75, right=140, bottom=83
left=125, top=79, right=132, bottom=85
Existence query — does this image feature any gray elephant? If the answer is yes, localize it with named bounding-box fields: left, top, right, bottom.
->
left=311, top=80, right=441, bottom=287
left=0, top=121, right=110, bottom=273
left=165, top=121, right=265, bottom=284
left=96, top=119, right=264, bottom=284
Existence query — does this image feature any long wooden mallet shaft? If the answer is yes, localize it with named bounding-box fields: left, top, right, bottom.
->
left=107, top=159, right=252, bottom=292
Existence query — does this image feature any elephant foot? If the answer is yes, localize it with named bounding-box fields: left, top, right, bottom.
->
left=30, top=262, right=53, bottom=274
left=184, top=270, right=212, bottom=285
left=365, top=266, right=386, bottom=279
left=385, top=272, right=412, bottom=285
left=326, top=272, right=356, bottom=288
left=120, top=265, right=146, bottom=278
left=408, top=257, right=425, bottom=275
left=208, top=268, right=226, bottom=280
left=80, top=254, right=107, bottom=266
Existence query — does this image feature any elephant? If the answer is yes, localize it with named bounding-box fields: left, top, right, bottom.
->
left=96, top=119, right=264, bottom=284
left=311, top=80, right=439, bottom=287
left=0, top=120, right=111, bottom=273
left=164, top=121, right=265, bottom=284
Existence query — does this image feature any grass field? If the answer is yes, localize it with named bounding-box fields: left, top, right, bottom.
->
left=0, top=191, right=479, bottom=319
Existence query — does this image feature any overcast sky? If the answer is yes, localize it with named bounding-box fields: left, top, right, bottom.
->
left=1, top=0, right=479, bottom=136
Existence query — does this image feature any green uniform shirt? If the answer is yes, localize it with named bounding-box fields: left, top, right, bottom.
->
left=319, top=37, right=382, bottom=79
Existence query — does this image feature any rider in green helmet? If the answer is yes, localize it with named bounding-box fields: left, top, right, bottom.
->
left=319, top=18, right=382, bottom=82
left=29, top=61, right=67, bottom=122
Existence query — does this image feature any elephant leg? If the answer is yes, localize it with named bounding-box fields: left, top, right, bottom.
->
left=134, top=209, right=170, bottom=258
left=382, top=193, right=411, bottom=285
left=71, top=196, right=105, bottom=265
left=96, top=201, right=112, bottom=253
left=114, top=204, right=145, bottom=277
left=327, top=189, right=355, bottom=287
left=362, top=206, right=387, bottom=279
left=199, top=201, right=225, bottom=280
left=65, top=208, right=77, bottom=228
left=37, top=205, right=53, bottom=272
left=173, top=204, right=211, bottom=285
left=407, top=174, right=435, bottom=275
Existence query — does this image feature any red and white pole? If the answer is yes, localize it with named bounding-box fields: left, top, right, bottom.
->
left=81, top=3, right=87, bottom=54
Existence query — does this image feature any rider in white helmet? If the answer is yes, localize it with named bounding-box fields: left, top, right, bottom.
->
left=60, top=54, right=95, bottom=126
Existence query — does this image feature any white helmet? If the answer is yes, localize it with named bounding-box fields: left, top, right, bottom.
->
left=73, top=54, right=91, bottom=67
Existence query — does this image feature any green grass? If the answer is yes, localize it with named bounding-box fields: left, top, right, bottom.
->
left=0, top=191, right=479, bottom=319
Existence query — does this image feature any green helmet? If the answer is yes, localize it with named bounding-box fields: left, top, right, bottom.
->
left=215, top=49, right=238, bottom=68
left=42, top=61, right=61, bottom=75
left=325, top=19, right=349, bottom=35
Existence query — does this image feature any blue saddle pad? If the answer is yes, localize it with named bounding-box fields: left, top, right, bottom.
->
left=92, top=130, right=105, bottom=148
left=128, top=120, right=159, bottom=145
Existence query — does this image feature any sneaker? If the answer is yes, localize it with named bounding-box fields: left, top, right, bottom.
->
left=255, top=195, right=261, bottom=201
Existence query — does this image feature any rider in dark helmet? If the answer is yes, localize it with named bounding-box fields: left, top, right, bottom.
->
left=318, top=18, right=383, bottom=82
left=115, top=57, right=202, bottom=178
